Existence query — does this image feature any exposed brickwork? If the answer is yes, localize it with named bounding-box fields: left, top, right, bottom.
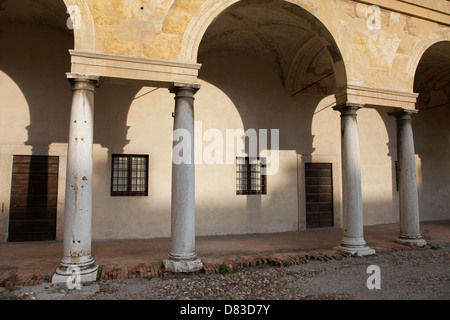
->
left=97, top=263, right=164, bottom=281
left=1, top=240, right=446, bottom=288
left=0, top=270, right=52, bottom=288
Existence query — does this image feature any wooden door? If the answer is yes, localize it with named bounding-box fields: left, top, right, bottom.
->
left=8, top=156, right=58, bottom=242
left=305, top=163, right=333, bottom=229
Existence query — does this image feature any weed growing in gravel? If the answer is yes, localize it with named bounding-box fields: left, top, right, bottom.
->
left=268, top=260, right=277, bottom=266
left=218, top=263, right=232, bottom=275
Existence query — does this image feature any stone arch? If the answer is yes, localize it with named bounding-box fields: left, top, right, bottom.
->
left=63, top=0, right=97, bottom=51
left=413, top=40, right=450, bottom=97
left=179, top=0, right=347, bottom=87
left=179, top=0, right=240, bottom=62
left=406, top=33, right=450, bottom=90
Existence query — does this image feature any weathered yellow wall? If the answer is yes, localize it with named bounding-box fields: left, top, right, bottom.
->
left=76, top=0, right=449, bottom=93
left=85, top=0, right=205, bottom=60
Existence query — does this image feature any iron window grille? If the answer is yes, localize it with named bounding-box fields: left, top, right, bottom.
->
left=236, top=157, right=267, bottom=195
left=111, top=154, right=149, bottom=196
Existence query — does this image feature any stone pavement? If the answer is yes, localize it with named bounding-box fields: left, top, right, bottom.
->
left=1, top=220, right=449, bottom=287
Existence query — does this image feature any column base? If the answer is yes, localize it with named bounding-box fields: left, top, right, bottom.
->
left=335, top=245, right=376, bottom=256
left=52, top=258, right=98, bottom=285
left=335, top=237, right=376, bottom=256
left=395, top=234, right=426, bottom=247
left=164, top=253, right=203, bottom=273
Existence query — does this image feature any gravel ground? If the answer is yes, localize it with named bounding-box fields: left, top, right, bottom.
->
left=1, top=244, right=449, bottom=302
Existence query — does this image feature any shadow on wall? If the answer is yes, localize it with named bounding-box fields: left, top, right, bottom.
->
left=412, top=41, right=450, bottom=221
left=197, top=49, right=338, bottom=231
left=0, top=24, right=74, bottom=153
left=375, top=108, right=400, bottom=221
left=413, top=90, right=450, bottom=221
left=0, top=23, right=151, bottom=240
left=0, top=23, right=146, bottom=161
left=0, top=23, right=74, bottom=242
left=198, top=49, right=326, bottom=156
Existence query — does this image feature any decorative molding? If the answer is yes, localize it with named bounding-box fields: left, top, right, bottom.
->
left=398, top=0, right=450, bottom=16
left=388, top=108, right=419, bottom=119
left=69, top=50, right=201, bottom=87
left=334, top=84, right=419, bottom=110
left=353, top=0, right=450, bottom=26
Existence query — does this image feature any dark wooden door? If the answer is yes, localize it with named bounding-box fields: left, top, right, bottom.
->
left=8, top=156, right=58, bottom=242
left=305, top=163, right=333, bottom=229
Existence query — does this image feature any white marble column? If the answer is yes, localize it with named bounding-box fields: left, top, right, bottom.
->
left=164, top=83, right=203, bottom=273
left=52, top=75, right=99, bottom=284
left=391, top=109, right=426, bottom=246
left=333, top=103, right=375, bottom=256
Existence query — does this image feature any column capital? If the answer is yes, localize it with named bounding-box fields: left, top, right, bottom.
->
left=333, top=102, right=364, bottom=115
left=66, top=73, right=100, bottom=90
left=388, top=108, right=418, bottom=120
left=169, top=82, right=201, bottom=96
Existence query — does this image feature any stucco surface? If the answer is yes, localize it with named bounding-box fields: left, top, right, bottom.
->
left=67, top=0, right=450, bottom=93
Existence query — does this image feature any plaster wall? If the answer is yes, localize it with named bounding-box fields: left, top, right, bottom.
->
left=0, top=16, right=448, bottom=242
left=414, top=89, right=450, bottom=222
left=0, top=24, right=73, bottom=241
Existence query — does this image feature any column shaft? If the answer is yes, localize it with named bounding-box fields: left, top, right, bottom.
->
left=393, top=110, right=426, bottom=246
left=164, top=84, right=202, bottom=273
left=334, top=103, right=375, bottom=256
left=53, top=76, right=98, bottom=283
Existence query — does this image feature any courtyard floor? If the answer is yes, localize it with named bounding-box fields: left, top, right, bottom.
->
left=0, top=220, right=449, bottom=287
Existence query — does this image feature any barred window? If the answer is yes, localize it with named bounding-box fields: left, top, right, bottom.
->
left=236, top=157, right=267, bottom=195
left=111, top=155, right=148, bottom=196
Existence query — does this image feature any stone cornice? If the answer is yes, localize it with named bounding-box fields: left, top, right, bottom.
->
left=69, top=50, right=202, bottom=87
left=334, top=84, right=419, bottom=110
left=353, top=0, right=450, bottom=26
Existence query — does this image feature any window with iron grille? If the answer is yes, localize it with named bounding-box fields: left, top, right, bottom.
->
left=236, top=157, right=267, bottom=195
left=111, top=154, right=148, bottom=196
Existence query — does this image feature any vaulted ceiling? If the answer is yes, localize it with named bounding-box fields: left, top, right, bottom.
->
left=0, top=0, right=70, bottom=35
left=198, top=0, right=339, bottom=95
